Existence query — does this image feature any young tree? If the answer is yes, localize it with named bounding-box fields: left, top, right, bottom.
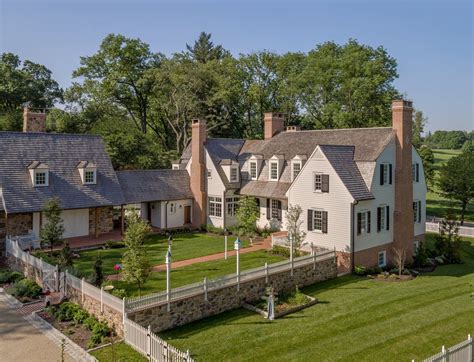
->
left=418, top=145, right=435, bottom=189
left=121, top=212, right=151, bottom=295
left=392, top=248, right=406, bottom=277
left=236, top=197, right=259, bottom=244
left=435, top=215, right=462, bottom=264
left=58, top=241, right=73, bottom=269
left=92, top=254, right=104, bottom=287
left=285, top=204, right=307, bottom=256
left=438, top=151, right=474, bottom=224
left=40, top=198, right=65, bottom=252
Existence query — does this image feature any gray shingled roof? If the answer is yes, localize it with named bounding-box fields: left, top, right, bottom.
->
left=319, top=145, right=374, bottom=201
left=117, top=170, right=192, bottom=204
left=239, top=128, right=394, bottom=161
left=239, top=181, right=290, bottom=200
left=0, top=132, right=125, bottom=214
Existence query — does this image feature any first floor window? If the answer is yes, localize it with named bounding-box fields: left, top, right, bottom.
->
left=226, top=197, right=239, bottom=216
left=378, top=251, right=386, bottom=267
left=208, top=196, right=222, bottom=217
left=357, top=211, right=371, bottom=235
left=35, top=171, right=47, bottom=186
left=250, top=162, right=257, bottom=179
left=413, top=200, right=421, bottom=223
left=307, top=209, right=328, bottom=233
left=271, top=199, right=281, bottom=220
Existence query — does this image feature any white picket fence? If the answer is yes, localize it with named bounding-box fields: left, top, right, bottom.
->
left=126, top=249, right=336, bottom=312
left=124, top=318, right=192, bottom=362
left=422, top=335, right=473, bottom=362
left=426, top=221, right=474, bottom=237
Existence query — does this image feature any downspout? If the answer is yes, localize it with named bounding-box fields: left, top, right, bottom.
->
left=164, top=201, right=169, bottom=230
left=351, top=201, right=358, bottom=273
left=222, top=190, right=226, bottom=229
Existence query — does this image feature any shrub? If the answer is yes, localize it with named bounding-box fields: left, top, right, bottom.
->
left=354, top=265, right=366, bottom=275
left=0, top=270, right=24, bottom=284
left=205, top=224, right=226, bottom=235
left=84, top=316, right=99, bottom=331
left=55, top=302, right=80, bottom=322
left=111, top=288, right=127, bottom=299
left=89, top=321, right=111, bottom=347
left=413, top=242, right=430, bottom=267
left=72, top=309, right=89, bottom=325
left=13, top=279, right=42, bottom=298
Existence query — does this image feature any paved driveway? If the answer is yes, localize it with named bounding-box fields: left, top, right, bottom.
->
left=0, top=300, right=74, bottom=362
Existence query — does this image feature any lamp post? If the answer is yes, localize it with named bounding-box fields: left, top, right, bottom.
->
left=289, top=231, right=294, bottom=276
left=166, top=249, right=171, bottom=312
left=224, top=228, right=228, bottom=260
left=235, top=237, right=241, bottom=291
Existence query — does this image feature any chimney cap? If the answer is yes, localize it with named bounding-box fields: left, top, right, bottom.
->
left=192, top=118, right=206, bottom=125
left=264, top=112, right=286, bottom=119
left=392, top=99, right=413, bottom=109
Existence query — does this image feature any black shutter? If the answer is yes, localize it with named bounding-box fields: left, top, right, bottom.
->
left=322, top=174, right=330, bottom=193
left=322, top=211, right=328, bottom=233
left=416, top=163, right=419, bottom=182
left=418, top=201, right=421, bottom=222
left=357, top=213, right=362, bottom=235
left=367, top=211, right=371, bottom=233
left=277, top=200, right=282, bottom=221
left=307, top=210, right=313, bottom=231
left=386, top=205, right=390, bottom=230
left=377, top=207, right=381, bottom=232
left=256, top=198, right=260, bottom=208
left=266, top=199, right=270, bottom=220
left=389, top=164, right=393, bottom=185
left=380, top=164, right=384, bottom=185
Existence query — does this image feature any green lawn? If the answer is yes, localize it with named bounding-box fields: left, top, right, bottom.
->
left=113, top=250, right=285, bottom=297
left=159, top=234, right=474, bottom=361
left=35, top=232, right=250, bottom=277
left=427, top=149, right=473, bottom=221
left=90, top=341, right=147, bottom=362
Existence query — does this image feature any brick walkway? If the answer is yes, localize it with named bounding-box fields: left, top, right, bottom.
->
left=107, top=237, right=272, bottom=280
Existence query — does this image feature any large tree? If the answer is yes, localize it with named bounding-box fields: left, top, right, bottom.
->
left=412, top=109, right=427, bottom=149
left=186, top=31, right=229, bottom=64
left=438, top=150, right=474, bottom=224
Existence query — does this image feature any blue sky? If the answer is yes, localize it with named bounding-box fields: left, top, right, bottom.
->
left=1, top=0, right=472, bottom=132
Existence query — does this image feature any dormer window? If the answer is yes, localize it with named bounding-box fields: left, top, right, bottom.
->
left=28, top=161, right=49, bottom=187
left=35, top=170, right=48, bottom=186
left=269, top=161, right=279, bottom=181
left=230, top=167, right=239, bottom=182
left=291, top=155, right=306, bottom=182
left=250, top=161, right=258, bottom=180
left=77, top=161, right=97, bottom=185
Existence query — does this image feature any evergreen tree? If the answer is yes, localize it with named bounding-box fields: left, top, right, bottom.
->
left=236, top=197, right=259, bottom=243
left=186, top=32, right=228, bottom=63
left=92, top=254, right=104, bottom=287
left=40, top=198, right=64, bottom=252
left=58, top=241, right=73, bottom=269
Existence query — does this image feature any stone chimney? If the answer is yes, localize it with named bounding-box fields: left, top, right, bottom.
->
left=264, top=112, right=285, bottom=139
left=190, top=119, right=207, bottom=227
left=23, top=106, right=47, bottom=132
left=392, top=99, right=414, bottom=260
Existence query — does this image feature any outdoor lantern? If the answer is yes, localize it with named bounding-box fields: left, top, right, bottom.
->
left=168, top=234, right=173, bottom=246
left=234, top=237, right=241, bottom=250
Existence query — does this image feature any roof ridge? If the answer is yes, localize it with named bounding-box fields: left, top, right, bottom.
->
left=0, top=131, right=102, bottom=138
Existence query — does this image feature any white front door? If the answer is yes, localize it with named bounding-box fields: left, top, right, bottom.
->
left=61, top=209, right=89, bottom=238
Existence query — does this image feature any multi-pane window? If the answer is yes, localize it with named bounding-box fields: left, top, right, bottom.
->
left=207, top=169, right=212, bottom=178
left=35, top=171, right=47, bottom=186
left=230, top=167, right=238, bottom=182
left=271, top=199, right=280, bottom=220
left=413, top=200, right=421, bottom=223
left=312, top=210, right=323, bottom=231
left=377, top=205, right=390, bottom=232
left=169, top=203, right=176, bottom=213
left=380, top=206, right=385, bottom=230
left=250, top=162, right=257, bottom=180
left=382, top=164, right=389, bottom=185
left=85, top=170, right=95, bottom=184
left=357, top=211, right=371, bottom=234
left=307, top=209, right=328, bottom=233
left=226, top=197, right=239, bottom=216
left=380, top=163, right=392, bottom=185
left=314, top=174, right=322, bottom=191
left=378, top=251, right=386, bottom=267
left=208, top=196, right=222, bottom=217
left=270, top=162, right=279, bottom=180
left=292, top=162, right=301, bottom=181
left=412, top=163, right=419, bottom=182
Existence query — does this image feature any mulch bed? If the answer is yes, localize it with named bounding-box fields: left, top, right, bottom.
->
left=411, top=265, right=437, bottom=273
left=37, top=310, right=92, bottom=350
left=369, top=274, right=415, bottom=282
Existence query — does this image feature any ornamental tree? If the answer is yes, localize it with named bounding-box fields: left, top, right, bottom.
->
left=285, top=204, right=307, bottom=256
left=40, top=198, right=65, bottom=252
left=236, top=196, right=259, bottom=244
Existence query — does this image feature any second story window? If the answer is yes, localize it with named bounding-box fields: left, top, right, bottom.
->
left=380, top=163, right=393, bottom=186
left=230, top=167, right=238, bottom=182
left=35, top=171, right=48, bottom=187
left=413, top=200, right=421, bottom=223
left=269, top=161, right=279, bottom=181
left=84, top=169, right=96, bottom=184
left=292, top=162, right=301, bottom=181
left=250, top=162, right=257, bottom=180
left=207, top=169, right=212, bottom=178
left=412, top=163, right=420, bottom=182
left=314, top=174, right=329, bottom=192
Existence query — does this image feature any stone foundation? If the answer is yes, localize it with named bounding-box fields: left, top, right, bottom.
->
left=354, top=242, right=395, bottom=268
left=89, top=207, right=114, bottom=236
left=7, top=213, right=33, bottom=236
left=128, top=257, right=337, bottom=333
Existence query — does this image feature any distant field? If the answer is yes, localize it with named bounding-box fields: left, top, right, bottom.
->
left=427, top=149, right=473, bottom=221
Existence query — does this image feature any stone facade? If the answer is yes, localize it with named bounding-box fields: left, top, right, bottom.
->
left=7, top=213, right=33, bottom=236
left=6, top=253, right=45, bottom=288
left=89, top=207, right=114, bottom=236
left=128, top=257, right=337, bottom=333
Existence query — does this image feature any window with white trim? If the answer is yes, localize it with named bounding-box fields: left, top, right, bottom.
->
left=249, top=162, right=257, bottom=180
left=412, top=163, right=420, bottom=182
left=208, top=196, right=222, bottom=217
left=378, top=251, right=386, bottom=267
left=230, top=167, right=238, bottom=182
left=312, top=210, right=323, bottom=231
left=314, top=174, right=322, bottom=191
left=292, top=161, right=301, bottom=181
left=377, top=205, right=390, bottom=232
left=271, top=199, right=281, bottom=220
left=169, top=203, right=176, bottom=213
left=413, top=200, right=421, bottom=223
left=226, top=197, right=239, bottom=216
left=269, top=161, right=279, bottom=181
left=84, top=169, right=96, bottom=184
left=34, top=171, right=48, bottom=186
left=357, top=211, right=371, bottom=234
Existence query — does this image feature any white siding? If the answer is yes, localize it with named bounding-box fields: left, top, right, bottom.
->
left=61, top=209, right=89, bottom=238
left=413, top=146, right=427, bottom=236
left=354, top=139, right=395, bottom=252
left=255, top=197, right=288, bottom=231
left=205, top=151, right=226, bottom=228
left=150, top=202, right=161, bottom=228
left=287, top=147, right=354, bottom=252
left=32, top=212, right=41, bottom=239
left=166, top=200, right=193, bottom=228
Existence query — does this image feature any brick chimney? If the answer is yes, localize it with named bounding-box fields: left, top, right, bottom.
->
left=190, top=119, right=207, bottom=227
left=392, top=99, right=414, bottom=260
left=23, top=106, right=47, bottom=132
left=264, top=112, right=285, bottom=139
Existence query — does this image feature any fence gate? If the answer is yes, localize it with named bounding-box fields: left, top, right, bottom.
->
left=58, top=271, right=66, bottom=299
left=42, top=265, right=57, bottom=292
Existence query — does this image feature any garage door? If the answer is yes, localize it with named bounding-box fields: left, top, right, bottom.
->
left=61, top=209, right=89, bottom=238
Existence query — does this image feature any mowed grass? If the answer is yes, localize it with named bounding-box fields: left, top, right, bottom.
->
left=427, top=149, right=473, bottom=221
left=159, top=234, right=474, bottom=361
left=36, top=232, right=250, bottom=277
left=113, top=250, right=285, bottom=297
left=90, top=341, right=147, bottom=361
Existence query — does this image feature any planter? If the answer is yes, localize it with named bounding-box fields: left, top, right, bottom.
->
left=243, top=294, right=318, bottom=319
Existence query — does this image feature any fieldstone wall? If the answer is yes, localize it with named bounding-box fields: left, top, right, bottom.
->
left=7, top=213, right=33, bottom=237
left=128, top=256, right=337, bottom=333
left=0, top=211, right=6, bottom=257
left=6, top=253, right=45, bottom=288
left=67, top=286, right=124, bottom=337
left=89, top=207, right=114, bottom=235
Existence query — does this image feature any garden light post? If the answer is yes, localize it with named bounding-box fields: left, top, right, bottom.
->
left=235, top=237, right=241, bottom=291
left=224, top=228, right=228, bottom=260
left=166, top=249, right=171, bottom=312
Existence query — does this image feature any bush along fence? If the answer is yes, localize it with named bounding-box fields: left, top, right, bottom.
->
left=426, top=221, right=474, bottom=237
left=5, top=237, right=193, bottom=362
left=421, top=334, right=472, bottom=362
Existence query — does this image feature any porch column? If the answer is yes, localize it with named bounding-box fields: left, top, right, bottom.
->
left=120, top=205, right=125, bottom=236
left=94, top=207, right=99, bottom=238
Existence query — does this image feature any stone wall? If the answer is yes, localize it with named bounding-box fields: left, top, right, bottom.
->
left=89, top=207, right=114, bottom=235
left=6, top=253, right=45, bottom=289
left=67, top=286, right=124, bottom=337
left=0, top=211, right=6, bottom=257
left=7, top=213, right=33, bottom=237
left=128, top=256, right=337, bottom=333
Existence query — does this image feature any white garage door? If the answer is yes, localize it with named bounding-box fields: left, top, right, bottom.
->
left=61, top=209, right=89, bottom=238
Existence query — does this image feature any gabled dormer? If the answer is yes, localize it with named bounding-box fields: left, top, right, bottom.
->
left=269, top=155, right=284, bottom=181
left=220, top=159, right=240, bottom=183
left=248, top=154, right=263, bottom=180
left=77, top=161, right=97, bottom=185
left=28, top=161, right=49, bottom=187
left=291, top=154, right=307, bottom=182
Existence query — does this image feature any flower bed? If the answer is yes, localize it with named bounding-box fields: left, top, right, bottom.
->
left=0, top=268, right=43, bottom=303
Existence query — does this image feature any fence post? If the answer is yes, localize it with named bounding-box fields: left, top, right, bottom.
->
left=265, top=262, right=269, bottom=284
left=468, top=334, right=472, bottom=362
left=81, top=277, right=85, bottom=303
left=313, top=252, right=316, bottom=271
left=122, top=297, right=126, bottom=325
left=203, top=277, right=208, bottom=301
left=186, top=349, right=191, bottom=361
left=100, top=286, right=104, bottom=313
left=55, top=265, right=59, bottom=292
left=147, top=325, right=151, bottom=360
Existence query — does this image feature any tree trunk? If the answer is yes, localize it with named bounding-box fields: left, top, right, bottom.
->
left=460, top=201, right=466, bottom=226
